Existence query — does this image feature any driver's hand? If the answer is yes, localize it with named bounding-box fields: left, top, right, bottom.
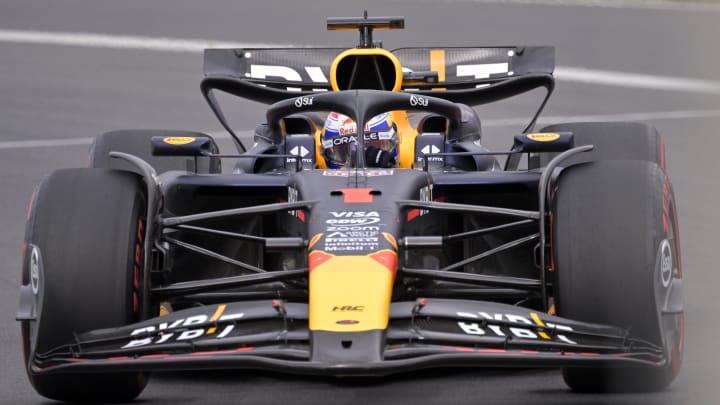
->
left=365, top=145, right=396, bottom=168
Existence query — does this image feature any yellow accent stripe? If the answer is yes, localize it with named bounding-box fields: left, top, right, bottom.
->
left=383, top=232, right=398, bottom=251
left=530, top=312, right=551, bottom=340
left=308, top=233, right=323, bottom=250
left=430, top=49, right=446, bottom=91
left=315, top=124, right=327, bottom=169
left=206, top=304, right=227, bottom=335
left=390, top=110, right=417, bottom=169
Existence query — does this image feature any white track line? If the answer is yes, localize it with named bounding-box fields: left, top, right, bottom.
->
left=556, top=67, right=720, bottom=95
left=439, top=0, right=720, bottom=12
left=0, top=29, right=280, bottom=52
left=482, top=109, right=720, bottom=127
left=0, top=137, right=95, bottom=150
left=1, top=29, right=720, bottom=95
left=2, top=109, right=719, bottom=151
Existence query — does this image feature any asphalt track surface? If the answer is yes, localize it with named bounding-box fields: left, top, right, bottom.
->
left=1, top=1, right=719, bottom=404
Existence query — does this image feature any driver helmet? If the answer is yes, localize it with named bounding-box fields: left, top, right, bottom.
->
left=321, top=112, right=398, bottom=168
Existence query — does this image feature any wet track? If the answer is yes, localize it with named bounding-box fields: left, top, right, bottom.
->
left=1, top=1, right=719, bottom=403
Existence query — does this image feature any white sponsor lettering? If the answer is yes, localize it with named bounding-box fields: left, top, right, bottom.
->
left=509, top=327, right=538, bottom=339
left=546, top=322, right=577, bottom=345
left=155, top=333, right=175, bottom=344
left=326, top=218, right=381, bottom=225
left=330, top=211, right=379, bottom=218
left=250, top=64, right=302, bottom=82
left=321, top=169, right=394, bottom=177
left=121, top=312, right=244, bottom=348
left=327, top=231, right=379, bottom=238
left=304, top=66, right=328, bottom=83
left=326, top=212, right=381, bottom=227
left=457, top=63, right=509, bottom=80
left=177, top=329, right=205, bottom=341
left=326, top=225, right=380, bottom=232
left=458, top=321, right=486, bottom=335
left=183, top=315, right=208, bottom=327
left=455, top=311, right=577, bottom=345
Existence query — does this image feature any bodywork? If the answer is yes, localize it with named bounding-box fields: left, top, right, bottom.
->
left=18, top=16, right=680, bottom=379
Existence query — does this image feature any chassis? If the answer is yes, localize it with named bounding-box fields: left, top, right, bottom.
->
left=17, top=15, right=684, bottom=402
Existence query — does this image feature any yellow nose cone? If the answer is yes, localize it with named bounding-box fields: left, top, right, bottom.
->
left=308, top=251, right=397, bottom=332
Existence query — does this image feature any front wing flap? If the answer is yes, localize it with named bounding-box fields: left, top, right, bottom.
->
left=29, top=299, right=665, bottom=376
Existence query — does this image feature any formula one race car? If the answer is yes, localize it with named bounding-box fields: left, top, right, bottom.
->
left=17, top=14, right=684, bottom=402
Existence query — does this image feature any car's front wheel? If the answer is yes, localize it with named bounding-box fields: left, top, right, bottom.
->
left=552, top=160, right=683, bottom=392
left=20, top=168, right=149, bottom=402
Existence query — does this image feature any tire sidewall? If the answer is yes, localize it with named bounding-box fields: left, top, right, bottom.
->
left=20, top=169, right=149, bottom=401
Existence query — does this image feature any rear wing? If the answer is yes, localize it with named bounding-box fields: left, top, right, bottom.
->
left=201, top=47, right=555, bottom=150
left=203, top=46, right=554, bottom=104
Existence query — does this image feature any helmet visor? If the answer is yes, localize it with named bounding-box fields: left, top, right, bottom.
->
left=322, top=128, right=397, bottom=167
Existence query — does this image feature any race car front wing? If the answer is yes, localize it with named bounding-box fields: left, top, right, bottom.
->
left=27, top=298, right=666, bottom=377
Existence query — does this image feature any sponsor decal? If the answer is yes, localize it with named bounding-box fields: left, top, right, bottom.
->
left=327, top=211, right=380, bottom=224
left=456, top=62, right=509, bottom=79
left=121, top=307, right=244, bottom=348
left=322, top=170, right=349, bottom=177
left=289, top=145, right=310, bottom=157
left=417, top=145, right=444, bottom=163
left=162, top=136, right=196, bottom=145
left=527, top=133, right=560, bottom=142
left=325, top=113, right=391, bottom=137
left=410, top=94, right=429, bottom=107
left=333, top=306, right=365, bottom=312
left=659, top=239, right=673, bottom=288
left=322, top=169, right=394, bottom=177
left=294, top=96, right=313, bottom=108
left=364, top=169, right=395, bottom=177
left=248, top=55, right=509, bottom=91
left=336, top=320, right=360, bottom=325
left=421, top=145, right=441, bottom=155
left=456, top=311, right=577, bottom=345
left=338, top=116, right=356, bottom=135
left=286, top=144, right=313, bottom=164
left=325, top=132, right=395, bottom=148
left=29, top=246, right=40, bottom=295
left=323, top=211, right=383, bottom=252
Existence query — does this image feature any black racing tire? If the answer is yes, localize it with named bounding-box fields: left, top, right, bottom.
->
left=552, top=160, right=683, bottom=393
left=21, top=168, right=149, bottom=402
left=534, top=121, right=665, bottom=168
left=89, top=129, right=222, bottom=174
